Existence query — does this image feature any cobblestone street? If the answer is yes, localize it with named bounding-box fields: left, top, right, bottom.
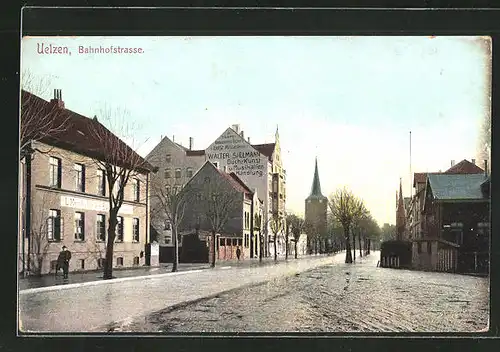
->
left=121, top=253, right=489, bottom=333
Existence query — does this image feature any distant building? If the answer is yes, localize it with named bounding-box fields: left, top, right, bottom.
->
left=305, top=158, right=328, bottom=254
left=19, top=90, right=154, bottom=276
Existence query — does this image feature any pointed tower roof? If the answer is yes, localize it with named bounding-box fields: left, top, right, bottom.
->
left=396, top=178, right=406, bottom=240
left=307, top=157, right=326, bottom=200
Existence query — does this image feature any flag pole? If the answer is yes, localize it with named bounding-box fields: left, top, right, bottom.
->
left=409, top=131, right=412, bottom=197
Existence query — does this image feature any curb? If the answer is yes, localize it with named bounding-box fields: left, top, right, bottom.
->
left=19, top=268, right=208, bottom=295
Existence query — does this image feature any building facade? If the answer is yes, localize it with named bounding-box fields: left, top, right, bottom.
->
left=147, top=124, right=286, bottom=258
left=19, top=90, right=153, bottom=276
left=180, top=161, right=263, bottom=261
left=305, top=158, right=328, bottom=254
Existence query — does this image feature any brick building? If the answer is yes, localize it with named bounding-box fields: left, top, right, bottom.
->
left=304, top=158, right=328, bottom=254
left=19, top=90, right=154, bottom=276
left=408, top=159, right=489, bottom=273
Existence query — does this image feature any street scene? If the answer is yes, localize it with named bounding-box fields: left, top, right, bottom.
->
left=18, top=36, right=491, bottom=334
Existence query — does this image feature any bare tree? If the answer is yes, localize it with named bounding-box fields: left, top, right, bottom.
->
left=477, top=111, right=491, bottom=172
left=268, top=216, right=284, bottom=262
left=20, top=70, right=71, bottom=161
left=151, top=176, right=191, bottom=272
left=328, top=187, right=366, bottom=264
left=27, top=192, right=58, bottom=276
left=352, top=202, right=368, bottom=260
left=287, top=214, right=305, bottom=259
left=184, top=170, right=240, bottom=268
left=87, top=108, right=152, bottom=279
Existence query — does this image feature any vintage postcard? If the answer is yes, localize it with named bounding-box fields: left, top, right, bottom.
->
left=18, top=35, right=491, bottom=334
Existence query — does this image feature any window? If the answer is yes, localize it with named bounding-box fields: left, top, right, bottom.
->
left=186, top=168, right=193, bottom=178
left=96, top=214, right=106, bottom=241
left=97, top=258, right=104, bottom=268
left=427, top=242, right=432, bottom=254
left=175, top=168, right=182, bottom=179
left=79, top=259, right=85, bottom=270
left=164, top=168, right=171, bottom=179
left=74, top=212, right=85, bottom=241
left=133, top=257, right=140, bottom=265
left=238, top=239, right=242, bottom=246
left=220, top=238, right=225, bottom=246
left=116, top=257, right=124, bottom=266
left=49, top=157, right=61, bottom=188
left=47, top=209, right=62, bottom=241
left=74, top=163, right=85, bottom=192
left=97, top=169, right=106, bottom=196
left=116, top=216, right=124, bottom=242
left=133, top=179, right=140, bottom=202
left=164, top=235, right=171, bottom=244
left=166, top=154, right=172, bottom=163
left=232, top=238, right=237, bottom=246
left=133, top=218, right=140, bottom=242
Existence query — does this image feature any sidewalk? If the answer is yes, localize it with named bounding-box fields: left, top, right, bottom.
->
left=18, top=253, right=337, bottom=291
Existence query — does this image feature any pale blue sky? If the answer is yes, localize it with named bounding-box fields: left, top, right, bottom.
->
left=21, top=36, right=491, bottom=225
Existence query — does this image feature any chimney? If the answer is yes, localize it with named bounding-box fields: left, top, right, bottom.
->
left=240, top=131, right=244, bottom=139
left=189, top=137, right=193, bottom=150
left=472, top=159, right=476, bottom=165
left=247, top=137, right=251, bottom=143
left=232, top=124, right=240, bottom=134
left=172, top=135, right=175, bottom=143
left=50, top=89, right=65, bottom=108
left=451, top=160, right=455, bottom=167
left=484, top=160, right=488, bottom=176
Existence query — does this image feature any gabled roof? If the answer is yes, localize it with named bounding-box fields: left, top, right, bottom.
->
left=427, top=174, right=489, bottom=201
left=413, top=172, right=441, bottom=187
left=22, top=90, right=154, bottom=173
left=252, top=143, right=275, bottom=162
left=445, top=159, right=484, bottom=174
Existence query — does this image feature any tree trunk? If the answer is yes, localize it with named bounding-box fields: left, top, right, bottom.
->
left=352, top=229, right=356, bottom=262
left=294, top=240, right=298, bottom=259
left=211, top=230, right=216, bottom=268
left=285, top=231, right=289, bottom=260
left=172, top=226, right=179, bottom=272
left=259, top=232, right=263, bottom=263
left=344, top=227, right=353, bottom=263
left=359, top=230, right=363, bottom=258
left=274, top=234, right=277, bottom=261
left=103, top=213, right=117, bottom=279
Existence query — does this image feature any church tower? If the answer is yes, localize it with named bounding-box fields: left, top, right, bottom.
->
left=305, top=158, right=328, bottom=252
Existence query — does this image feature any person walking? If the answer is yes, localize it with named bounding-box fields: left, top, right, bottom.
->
left=236, top=247, right=241, bottom=261
left=57, top=246, right=72, bottom=279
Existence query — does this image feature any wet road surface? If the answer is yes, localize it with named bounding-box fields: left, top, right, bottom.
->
left=19, top=253, right=342, bottom=332
left=119, top=253, right=489, bottom=333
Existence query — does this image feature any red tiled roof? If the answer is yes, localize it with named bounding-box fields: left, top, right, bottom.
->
left=445, top=159, right=484, bottom=174
left=252, top=143, right=275, bottom=161
left=21, top=90, right=154, bottom=173
left=186, top=149, right=206, bottom=156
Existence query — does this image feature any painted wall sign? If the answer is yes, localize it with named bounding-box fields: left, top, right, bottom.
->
left=60, top=195, right=134, bottom=215
left=207, top=130, right=266, bottom=178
